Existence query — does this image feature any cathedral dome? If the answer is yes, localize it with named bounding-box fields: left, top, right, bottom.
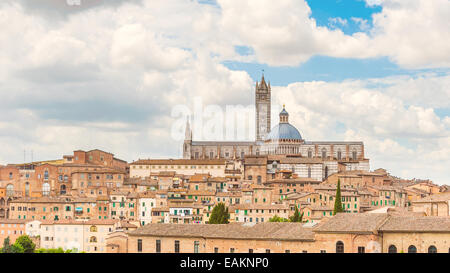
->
left=265, top=123, right=303, bottom=141
left=265, top=106, right=303, bottom=141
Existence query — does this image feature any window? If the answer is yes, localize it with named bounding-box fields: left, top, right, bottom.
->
left=265, top=249, right=270, bottom=253
left=214, top=247, right=219, bottom=253
left=6, top=184, right=13, bottom=196
left=90, top=226, right=97, bottom=232
left=25, top=182, right=30, bottom=197
left=337, top=150, right=342, bottom=160
left=408, top=245, right=417, bottom=253
left=428, top=245, right=437, bottom=253
left=137, top=239, right=142, bottom=252
left=358, top=247, right=365, bottom=253
left=89, top=236, right=97, bottom=243
left=308, top=149, right=312, bottom=158
left=42, top=183, right=50, bottom=196
left=257, top=176, right=262, bottom=184
left=156, top=240, right=161, bottom=253
left=249, top=249, right=253, bottom=253
left=307, top=167, right=311, bottom=178
left=230, top=248, right=234, bottom=253
left=352, top=150, right=357, bottom=160
left=60, top=184, right=66, bottom=195
left=322, top=148, right=327, bottom=159
left=285, top=250, right=290, bottom=253
left=320, top=250, right=326, bottom=253
left=175, top=240, right=180, bottom=253
left=194, top=241, right=199, bottom=253
left=336, top=241, right=344, bottom=253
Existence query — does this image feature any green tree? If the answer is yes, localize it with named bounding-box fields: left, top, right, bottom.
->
left=0, top=237, right=12, bottom=253
left=289, top=206, right=304, bottom=222
left=208, top=202, right=230, bottom=224
left=333, top=179, right=344, bottom=215
left=15, top=235, right=36, bottom=253
left=269, top=215, right=289, bottom=222
left=0, top=237, right=24, bottom=253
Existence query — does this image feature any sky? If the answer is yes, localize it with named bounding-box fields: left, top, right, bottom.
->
left=0, top=0, right=449, bottom=184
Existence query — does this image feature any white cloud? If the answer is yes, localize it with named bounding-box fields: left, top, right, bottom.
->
left=272, top=76, right=450, bottom=184
left=0, top=0, right=448, bottom=185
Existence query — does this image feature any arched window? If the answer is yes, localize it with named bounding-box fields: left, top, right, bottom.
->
left=60, top=184, right=66, bottom=195
left=388, top=245, right=397, bottom=253
left=352, top=150, right=357, bottom=160
left=42, top=183, right=50, bottom=196
left=322, top=148, right=327, bottom=159
left=408, top=245, right=417, bottom=253
left=337, top=150, right=342, bottom=160
left=307, top=149, right=312, bottom=158
left=90, top=236, right=97, bottom=243
left=9, top=172, right=13, bottom=179
left=308, top=167, right=311, bottom=178
left=324, top=166, right=328, bottom=179
left=90, top=225, right=98, bottom=232
left=336, top=241, right=344, bottom=253
left=428, top=245, right=437, bottom=253
left=257, top=176, right=262, bottom=185
left=25, top=182, right=30, bottom=197
left=0, top=198, right=4, bottom=206
left=64, top=175, right=68, bottom=182
left=44, top=170, right=49, bottom=180
left=6, top=184, right=14, bottom=196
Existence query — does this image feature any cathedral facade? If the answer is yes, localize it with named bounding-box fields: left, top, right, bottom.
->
left=182, top=75, right=369, bottom=177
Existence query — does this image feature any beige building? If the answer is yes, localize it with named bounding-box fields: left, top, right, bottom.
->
left=106, top=213, right=450, bottom=253
left=39, top=219, right=119, bottom=253
left=411, top=192, right=450, bottom=216
left=130, top=159, right=227, bottom=178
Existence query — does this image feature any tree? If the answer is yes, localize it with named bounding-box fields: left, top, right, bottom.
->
left=0, top=237, right=12, bottom=253
left=269, top=215, right=289, bottom=222
left=333, top=179, right=344, bottom=215
left=15, top=235, right=36, bottom=253
left=0, top=237, right=24, bottom=253
left=208, top=203, right=230, bottom=224
left=289, top=206, right=304, bottom=222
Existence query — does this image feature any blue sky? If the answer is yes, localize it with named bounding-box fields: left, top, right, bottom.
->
left=0, top=0, right=449, bottom=184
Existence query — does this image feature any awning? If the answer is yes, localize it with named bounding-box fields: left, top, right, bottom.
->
left=75, top=207, right=83, bottom=211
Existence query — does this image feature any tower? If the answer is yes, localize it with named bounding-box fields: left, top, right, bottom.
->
left=183, top=116, right=192, bottom=159
left=255, top=75, right=271, bottom=142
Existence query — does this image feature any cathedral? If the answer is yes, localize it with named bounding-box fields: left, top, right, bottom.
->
left=182, top=75, right=369, bottom=176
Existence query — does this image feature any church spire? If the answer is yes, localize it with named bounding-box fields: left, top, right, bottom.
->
left=280, top=105, right=289, bottom=123
left=185, top=116, right=192, bottom=141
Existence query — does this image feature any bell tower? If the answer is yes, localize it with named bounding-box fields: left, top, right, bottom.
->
left=255, top=74, right=271, bottom=142
left=183, top=116, right=192, bottom=159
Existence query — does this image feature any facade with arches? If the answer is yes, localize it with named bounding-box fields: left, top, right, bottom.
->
left=182, top=76, right=367, bottom=171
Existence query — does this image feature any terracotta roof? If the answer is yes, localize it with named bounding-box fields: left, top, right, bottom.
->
left=313, top=213, right=389, bottom=234
left=131, top=159, right=226, bottom=165
left=40, top=219, right=119, bottom=226
left=129, top=222, right=314, bottom=241
left=379, top=216, right=450, bottom=233
left=0, top=219, right=29, bottom=224
left=412, top=192, right=450, bottom=203
left=230, top=203, right=289, bottom=210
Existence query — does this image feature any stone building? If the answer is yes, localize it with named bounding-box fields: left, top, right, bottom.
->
left=182, top=76, right=367, bottom=169
left=106, top=213, right=450, bottom=253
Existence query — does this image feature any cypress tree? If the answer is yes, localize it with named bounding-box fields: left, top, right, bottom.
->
left=333, top=179, right=344, bottom=215
left=289, top=206, right=303, bottom=222
left=208, top=202, right=229, bottom=224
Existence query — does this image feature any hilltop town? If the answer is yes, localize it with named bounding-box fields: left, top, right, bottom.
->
left=0, top=77, right=448, bottom=253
